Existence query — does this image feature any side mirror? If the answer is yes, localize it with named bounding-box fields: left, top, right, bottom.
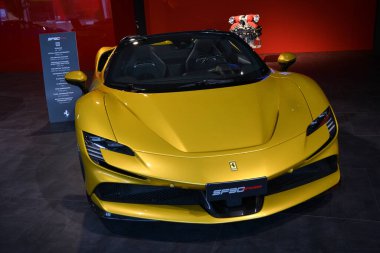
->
left=277, top=52, right=296, bottom=72
left=65, top=71, right=88, bottom=94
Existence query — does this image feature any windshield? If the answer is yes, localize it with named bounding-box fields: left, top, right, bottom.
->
left=105, top=31, right=270, bottom=93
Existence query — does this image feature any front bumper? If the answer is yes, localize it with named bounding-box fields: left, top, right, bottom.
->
left=89, top=168, right=340, bottom=224
left=80, top=121, right=340, bottom=223
left=85, top=150, right=340, bottom=223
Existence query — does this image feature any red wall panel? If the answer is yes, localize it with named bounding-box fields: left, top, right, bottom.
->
left=0, top=0, right=116, bottom=72
left=0, top=0, right=376, bottom=72
left=144, top=0, right=377, bottom=54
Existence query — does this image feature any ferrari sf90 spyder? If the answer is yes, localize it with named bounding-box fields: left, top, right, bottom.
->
left=65, top=30, right=339, bottom=223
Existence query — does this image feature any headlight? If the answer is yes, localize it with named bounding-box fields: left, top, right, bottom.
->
left=306, top=107, right=336, bottom=136
left=83, top=132, right=134, bottom=164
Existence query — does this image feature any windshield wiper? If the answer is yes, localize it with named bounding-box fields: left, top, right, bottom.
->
left=108, top=83, right=147, bottom=92
left=178, top=79, right=233, bottom=89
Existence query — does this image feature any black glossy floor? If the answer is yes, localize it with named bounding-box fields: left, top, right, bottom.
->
left=1, top=51, right=380, bottom=253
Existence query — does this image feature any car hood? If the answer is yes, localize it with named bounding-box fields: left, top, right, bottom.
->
left=104, top=75, right=311, bottom=154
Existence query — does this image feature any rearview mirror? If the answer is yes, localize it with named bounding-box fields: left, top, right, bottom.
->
left=277, top=53, right=296, bottom=72
left=65, top=71, right=88, bottom=94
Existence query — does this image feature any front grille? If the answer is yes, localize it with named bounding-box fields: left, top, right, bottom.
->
left=93, top=155, right=338, bottom=218
left=267, top=155, right=338, bottom=195
left=95, top=183, right=202, bottom=205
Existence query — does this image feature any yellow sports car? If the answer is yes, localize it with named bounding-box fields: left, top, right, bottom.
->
left=65, top=30, right=339, bottom=223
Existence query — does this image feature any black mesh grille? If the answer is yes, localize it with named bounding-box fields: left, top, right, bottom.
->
left=95, top=183, right=202, bottom=205
left=267, top=155, right=338, bottom=195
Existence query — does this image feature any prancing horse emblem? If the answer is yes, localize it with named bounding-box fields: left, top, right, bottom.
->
left=229, top=161, right=238, bottom=171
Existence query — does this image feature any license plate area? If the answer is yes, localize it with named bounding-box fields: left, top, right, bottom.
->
left=206, top=177, right=267, bottom=202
